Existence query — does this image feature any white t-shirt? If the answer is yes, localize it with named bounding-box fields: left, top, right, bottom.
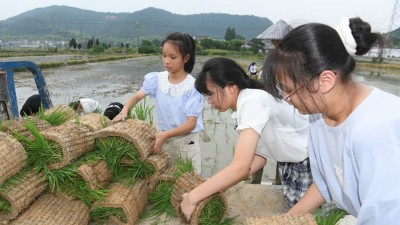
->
left=79, top=98, right=101, bottom=113
left=232, top=89, right=309, bottom=162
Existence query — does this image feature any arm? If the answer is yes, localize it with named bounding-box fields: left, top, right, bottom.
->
left=112, top=90, right=147, bottom=122
left=286, top=182, right=325, bottom=214
left=181, top=128, right=260, bottom=221
left=153, top=116, right=197, bottom=153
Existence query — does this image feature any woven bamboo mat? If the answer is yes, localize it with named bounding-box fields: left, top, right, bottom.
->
left=0, top=132, right=27, bottom=186
left=92, top=180, right=148, bottom=225
left=11, top=194, right=89, bottom=225
left=94, top=119, right=156, bottom=161
left=0, top=171, right=48, bottom=221
left=41, top=122, right=95, bottom=169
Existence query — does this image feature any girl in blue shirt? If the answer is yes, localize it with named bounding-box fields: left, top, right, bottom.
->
left=113, top=32, right=204, bottom=173
left=264, top=17, right=400, bottom=224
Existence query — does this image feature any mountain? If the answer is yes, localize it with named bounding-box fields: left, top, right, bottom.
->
left=0, top=6, right=273, bottom=42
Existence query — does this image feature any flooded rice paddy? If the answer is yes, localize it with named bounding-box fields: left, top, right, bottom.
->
left=3, top=55, right=400, bottom=181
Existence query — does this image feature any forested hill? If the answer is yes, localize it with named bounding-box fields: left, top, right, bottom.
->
left=0, top=6, right=273, bottom=41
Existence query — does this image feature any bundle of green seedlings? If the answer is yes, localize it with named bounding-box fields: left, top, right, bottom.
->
left=198, top=196, right=235, bottom=225
left=140, top=158, right=194, bottom=220
left=0, top=170, right=29, bottom=213
left=89, top=207, right=127, bottom=224
left=315, top=207, right=348, bottom=225
left=15, top=119, right=107, bottom=206
left=95, top=136, right=155, bottom=187
left=129, top=97, right=154, bottom=125
left=36, top=104, right=71, bottom=126
left=47, top=152, right=109, bottom=206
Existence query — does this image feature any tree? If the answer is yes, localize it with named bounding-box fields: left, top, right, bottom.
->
left=248, top=38, right=265, bottom=53
left=69, top=38, right=77, bottom=49
left=224, top=27, right=236, bottom=41
left=95, top=38, right=100, bottom=46
left=87, top=38, right=94, bottom=49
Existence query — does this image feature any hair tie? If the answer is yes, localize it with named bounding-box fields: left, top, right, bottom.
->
left=334, top=18, right=357, bottom=56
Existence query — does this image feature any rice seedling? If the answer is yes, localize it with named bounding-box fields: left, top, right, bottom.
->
left=46, top=152, right=108, bottom=206
left=74, top=113, right=81, bottom=124
left=131, top=97, right=154, bottom=124
left=37, top=104, right=71, bottom=126
left=197, top=196, right=235, bottom=225
left=100, top=114, right=108, bottom=128
left=90, top=207, right=127, bottom=223
left=315, top=207, right=347, bottom=225
left=95, top=137, right=155, bottom=186
left=0, top=170, right=30, bottom=214
left=14, top=119, right=63, bottom=172
left=0, top=197, right=11, bottom=213
left=141, top=180, right=177, bottom=219
left=173, top=157, right=195, bottom=178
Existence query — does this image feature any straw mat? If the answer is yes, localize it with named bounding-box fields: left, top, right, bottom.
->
left=77, top=159, right=112, bottom=190
left=11, top=194, right=89, bottom=225
left=171, top=171, right=228, bottom=225
left=0, top=171, right=48, bottom=221
left=44, top=104, right=76, bottom=121
left=41, top=122, right=94, bottom=169
left=92, top=180, right=148, bottom=225
left=68, top=113, right=108, bottom=132
left=247, top=213, right=317, bottom=225
left=1, top=117, right=51, bottom=142
left=94, top=119, right=156, bottom=161
left=0, top=132, right=27, bottom=186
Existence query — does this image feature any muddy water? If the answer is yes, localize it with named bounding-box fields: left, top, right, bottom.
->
left=7, top=55, right=400, bottom=181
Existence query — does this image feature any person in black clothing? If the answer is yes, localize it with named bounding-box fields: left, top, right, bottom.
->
left=20, top=94, right=42, bottom=117
left=103, top=102, right=123, bottom=120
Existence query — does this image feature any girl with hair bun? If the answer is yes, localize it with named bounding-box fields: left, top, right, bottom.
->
left=264, top=17, right=400, bottom=223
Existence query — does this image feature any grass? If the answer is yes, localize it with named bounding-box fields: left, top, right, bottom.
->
left=37, top=104, right=71, bottom=126
left=141, top=180, right=177, bottom=219
left=0, top=197, right=11, bottom=213
left=95, top=137, right=155, bottom=186
left=131, top=96, right=154, bottom=125
left=198, top=196, right=235, bottom=225
left=90, top=207, right=127, bottom=223
left=315, top=208, right=347, bottom=225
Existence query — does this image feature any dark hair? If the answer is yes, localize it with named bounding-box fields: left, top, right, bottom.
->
left=103, top=102, right=123, bottom=120
left=68, top=101, right=80, bottom=110
left=20, top=94, right=42, bottom=117
left=195, top=57, right=265, bottom=96
left=161, top=32, right=196, bottom=73
left=263, top=17, right=383, bottom=99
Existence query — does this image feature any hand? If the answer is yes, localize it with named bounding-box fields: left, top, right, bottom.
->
left=112, top=112, right=127, bottom=123
left=181, top=193, right=197, bottom=223
left=153, top=131, right=168, bottom=153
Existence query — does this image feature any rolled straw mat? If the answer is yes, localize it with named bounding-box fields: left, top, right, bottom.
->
left=40, top=122, right=94, bottom=169
left=171, top=171, right=228, bottom=225
left=44, top=104, right=76, bottom=121
left=77, top=159, right=112, bottom=190
left=94, top=119, right=156, bottom=161
left=10, top=194, right=89, bottom=225
left=1, top=117, right=51, bottom=142
left=92, top=180, right=148, bottom=225
left=68, top=113, right=109, bottom=132
left=0, top=132, right=27, bottom=185
left=0, top=171, right=48, bottom=221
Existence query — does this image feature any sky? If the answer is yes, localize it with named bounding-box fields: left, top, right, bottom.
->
left=0, top=0, right=396, bottom=32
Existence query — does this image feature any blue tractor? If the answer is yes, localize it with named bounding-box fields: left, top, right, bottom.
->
left=0, top=61, right=52, bottom=120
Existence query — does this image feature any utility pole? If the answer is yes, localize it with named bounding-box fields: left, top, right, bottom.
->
left=135, top=21, right=141, bottom=54
left=52, top=14, right=56, bottom=46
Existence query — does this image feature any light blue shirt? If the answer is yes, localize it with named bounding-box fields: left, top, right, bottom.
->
left=309, top=88, right=400, bottom=224
left=141, top=71, right=203, bottom=133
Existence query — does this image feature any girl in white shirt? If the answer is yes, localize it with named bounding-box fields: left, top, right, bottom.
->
left=180, top=57, right=311, bottom=221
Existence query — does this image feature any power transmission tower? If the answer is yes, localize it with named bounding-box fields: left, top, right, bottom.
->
left=135, top=21, right=141, bottom=54
left=387, top=0, right=400, bottom=56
